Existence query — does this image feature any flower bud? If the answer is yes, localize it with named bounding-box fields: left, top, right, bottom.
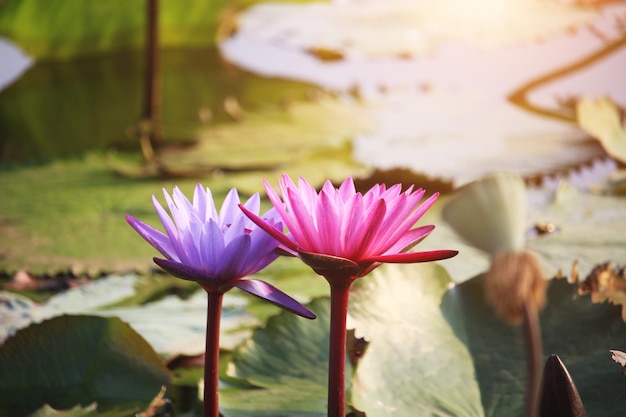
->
left=485, top=250, right=547, bottom=324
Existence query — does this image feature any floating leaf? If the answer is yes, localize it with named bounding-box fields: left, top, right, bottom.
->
left=525, top=183, right=626, bottom=280
left=348, top=263, right=484, bottom=417
left=0, top=0, right=231, bottom=60
left=0, top=315, right=170, bottom=417
left=577, top=96, right=626, bottom=164
left=26, top=403, right=98, bottom=417
left=578, top=262, right=626, bottom=322
left=221, top=297, right=344, bottom=417
left=233, top=0, right=598, bottom=58
left=0, top=274, right=260, bottom=355
left=442, top=274, right=626, bottom=417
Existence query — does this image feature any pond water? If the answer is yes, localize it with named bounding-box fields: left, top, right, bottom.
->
left=1, top=1, right=625, bottom=185
left=0, top=43, right=317, bottom=168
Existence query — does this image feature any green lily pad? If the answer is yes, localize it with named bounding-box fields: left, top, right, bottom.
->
left=0, top=315, right=170, bottom=417
left=0, top=274, right=260, bottom=356
left=221, top=297, right=348, bottom=417
left=0, top=0, right=231, bottom=60
left=348, top=262, right=484, bottom=417
left=525, top=183, right=626, bottom=280
left=442, top=273, right=626, bottom=417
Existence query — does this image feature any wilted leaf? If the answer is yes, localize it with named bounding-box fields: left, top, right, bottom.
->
left=609, top=350, right=626, bottom=375
left=348, top=263, right=484, bottom=417
left=578, top=262, right=626, bottom=322
left=577, top=96, right=626, bottom=164
left=0, top=315, right=170, bottom=417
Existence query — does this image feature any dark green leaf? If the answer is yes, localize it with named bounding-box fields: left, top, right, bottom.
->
left=0, top=315, right=170, bottom=416
left=442, top=274, right=626, bottom=417
left=221, top=297, right=348, bottom=417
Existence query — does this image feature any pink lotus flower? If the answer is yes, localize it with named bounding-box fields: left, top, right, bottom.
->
left=240, top=175, right=458, bottom=282
left=240, top=175, right=458, bottom=417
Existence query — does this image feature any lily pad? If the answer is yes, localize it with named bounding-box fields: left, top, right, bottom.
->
left=0, top=273, right=261, bottom=355
left=525, top=182, right=626, bottom=281
left=442, top=273, right=626, bottom=417
left=0, top=0, right=236, bottom=60
left=577, top=96, right=626, bottom=164
left=0, top=315, right=170, bottom=416
left=233, top=0, right=598, bottom=59
left=348, top=262, right=483, bottom=417
left=221, top=297, right=346, bottom=417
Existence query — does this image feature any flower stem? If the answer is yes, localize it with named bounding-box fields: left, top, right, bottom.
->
left=327, top=281, right=352, bottom=417
left=204, top=291, right=224, bottom=417
left=523, top=298, right=543, bottom=417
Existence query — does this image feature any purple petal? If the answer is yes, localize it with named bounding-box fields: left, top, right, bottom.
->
left=198, top=220, right=224, bottom=275
left=219, top=233, right=252, bottom=279
left=234, top=279, right=316, bottom=319
left=125, top=215, right=175, bottom=259
left=153, top=257, right=208, bottom=282
left=219, top=188, right=241, bottom=226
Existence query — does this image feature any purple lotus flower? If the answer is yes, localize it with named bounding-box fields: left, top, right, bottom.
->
left=126, top=184, right=313, bottom=318
left=127, top=184, right=314, bottom=417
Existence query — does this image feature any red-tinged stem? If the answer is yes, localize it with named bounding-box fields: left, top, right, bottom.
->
left=523, top=298, right=543, bottom=417
left=204, top=291, right=224, bottom=417
left=327, top=281, right=352, bottom=417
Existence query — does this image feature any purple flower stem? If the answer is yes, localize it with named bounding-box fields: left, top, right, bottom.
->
left=326, top=279, right=353, bottom=417
left=204, top=290, right=224, bottom=417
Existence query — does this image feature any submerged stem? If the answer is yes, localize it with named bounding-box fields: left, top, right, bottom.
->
left=204, top=291, right=224, bottom=417
left=523, top=298, right=543, bottom=417
left=327, top=281, right=352, bottom=417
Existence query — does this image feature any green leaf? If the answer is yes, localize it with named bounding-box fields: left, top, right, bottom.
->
left=0, top=0, right=220, bottom=60
left=442, top=274, right=626, bottom=417
left=0, top=0, right=326, bottom=60
left=348, top=263, right=484, bottom=417
left=526, top=183, right=626, bottom=280
left=221, top=297, right=346, bottom=417
left=0, top=315, right=170, bottom=417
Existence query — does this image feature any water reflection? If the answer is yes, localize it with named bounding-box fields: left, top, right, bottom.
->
left=0, top=47, right=315, bottom=167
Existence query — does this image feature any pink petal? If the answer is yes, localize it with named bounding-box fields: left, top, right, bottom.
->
left=344, top=199, right=387, bottom=260
left=384, top=225, right=435, bottom=254
left=239, top=203, right=297, bottom=251
left=285, top=187, right=319, bottom=251
left=366, top=249, right=458, bottom=263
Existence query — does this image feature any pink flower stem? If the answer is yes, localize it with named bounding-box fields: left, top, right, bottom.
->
left=326, top=279, right=353, bottom=417
left=204, top=290, right=224, bottom=417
